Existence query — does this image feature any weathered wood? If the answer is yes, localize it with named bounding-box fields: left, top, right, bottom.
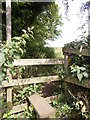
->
left=2, top=75, right=90, bottom=89
left=0, top=86, right=3, bottom=119
left=7, top=88, right=12, bottom=102
left=64, top=54, right=68, bottom=73
left=10, top=103, right=27, bottom=114
left=6, top=69, right=12, bottom=103
left=88, top=7, right=90, bottom=35
left=13, top=59, right=64, bottom=66
left=64, top=76, right=90, bottom=89
left=6, top=0, right=11, bottom=44
left=27, top=93, right=55, bottom=118
left=63, top=47, right=90, bottom=56
left=4, top=103, right=27, bottom=115
left=2, top=75, right=60, bottom=88
left=6, top=0, right=12, bottom=104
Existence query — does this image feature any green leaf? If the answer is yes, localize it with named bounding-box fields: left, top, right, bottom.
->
left=80, top=67, right=86, bottom=71
left=77, top=73, right=83, bottom=81
left=12, top=37, right=21, bottom=41
left=3, top=113, right=8, bottom=118
left=77, top=69, right=80, bottom=74
left=22, top=29, right=27, bottom=34
left=9, top=49, right=14, bottom=56
left=83, top=72, right=88, bottom=78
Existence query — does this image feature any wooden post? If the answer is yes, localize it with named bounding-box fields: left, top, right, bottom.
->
left=64, top=53, right=68, bottom=74
left=6, top=0, right=11, bottom=44
left=88, top=7, right=90, bottom=35
left=6, top=69, right=12, bottom=103
left=88, top=7, right=90, bottom=115
left=0, top=2, right=3, bottom=119
left=88, top=7, right=90, bottom=49
left=6, top=0, right=12, bottom=103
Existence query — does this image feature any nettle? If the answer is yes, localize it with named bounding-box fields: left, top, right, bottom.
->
left=0, top=27, right=34, bottom=81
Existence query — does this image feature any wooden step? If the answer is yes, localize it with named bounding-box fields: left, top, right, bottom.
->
left=27, top=93, right=55, bottom=118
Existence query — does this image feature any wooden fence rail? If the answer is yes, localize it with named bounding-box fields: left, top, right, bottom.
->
left=2, top=75, right=60, bottom=88
left=13, top=59, right=64, bottom=66
left=64, top=76, right=90, bottom=89
left=63, top=47, right=90, bottom=56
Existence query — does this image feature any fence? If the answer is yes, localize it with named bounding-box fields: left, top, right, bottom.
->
left=1, top=57, right=90, bottom=115
left=2, top=58, right=64, bottom=114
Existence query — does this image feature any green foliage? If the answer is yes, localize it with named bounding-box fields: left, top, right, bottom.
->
left=51, top=87, right=72, bottom=119
left=51, top=83, right=90, bottom=119
left=0, top=28, right=34, bottom=81
left=64, top=32, right=90, bottom=82
left=68, top=88, right=89, bottom=119
left=57, top=65, right=66, bottom=79
left=2, top=2, right=62, bottom=59
left=70, top=64, right=88, bottom=81
left=3, top=105, right=35, bottom=119
left=64, top=32, right=90, bottom=49
left=13, top=84, right=41, bottom=105
left=3, top=83, right=41, bottom=119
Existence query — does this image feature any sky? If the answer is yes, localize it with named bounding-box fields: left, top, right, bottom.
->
left=46, top=0, right=89, bottom=47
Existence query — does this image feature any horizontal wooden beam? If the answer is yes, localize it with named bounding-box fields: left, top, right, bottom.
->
left=2, top=75, right=60, bottom=88
left=4, top=103, right=27, bottom=115
left=64, top=76, right=90, bottom=89
left=2, top=75, right=90, bottom=89
left=13, top=59, right=64, bottom=66
left=63, top=47, right=90, bottom=56
left=10, top=103, right=27, bottom=114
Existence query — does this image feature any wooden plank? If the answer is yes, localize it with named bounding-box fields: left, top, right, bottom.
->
left=7, top=88, right=12, bottom=102
left=6, top=0, right=11, bottom=44
left=64, top=76, right=90, bottom=89
left=63, top=47, right=90, bottom=56
left=27, top=93, right=55, bottom=118
left=3, top=75, right=90, bottom=89
left=6, top=0, right=12, bottom=104
left=4, top=103, right=27, bottom=115
left=13, top=59, right=64, bottom=66
left=10, top=103, right=27, bottom=114
left=6, top=69, right=12, bottom=103
left=2, top=75, right=60, bottom=88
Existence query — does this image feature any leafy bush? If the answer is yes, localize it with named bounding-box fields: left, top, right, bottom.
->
left=70, top=64, right=88, bottom=81
left=0, top=27, right=34, bottom=81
